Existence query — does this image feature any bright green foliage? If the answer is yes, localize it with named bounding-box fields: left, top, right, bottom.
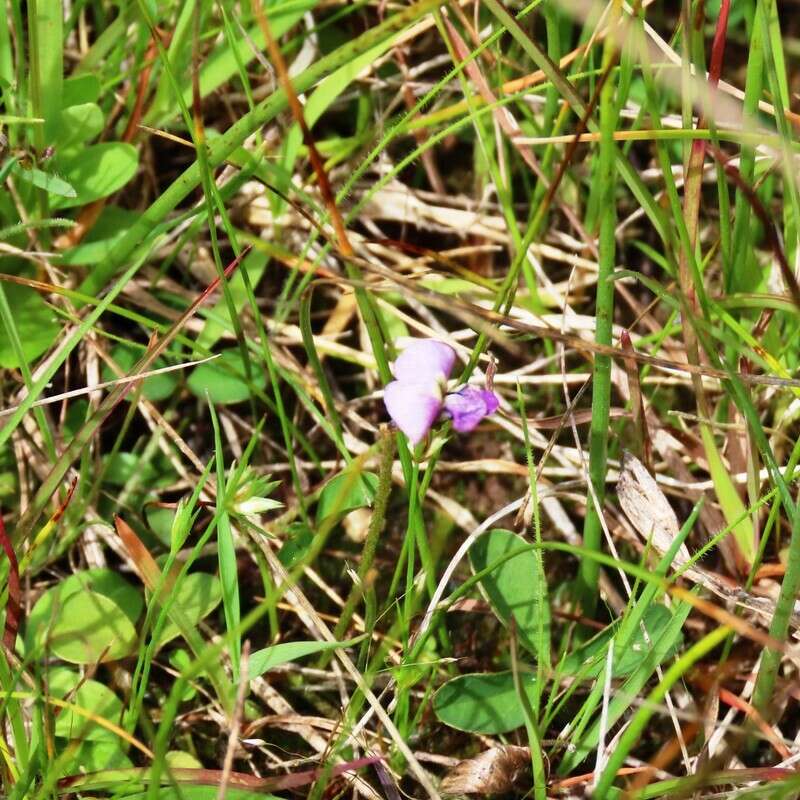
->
left=316, top=470, right=378, bottom=526
left=248, top=637, right=362, bottom=679
left=151, top=572, right=222, bottom=648
left=188, top=349, right=267, bottom=404
left=47, top=666, right=126, bottom=741
left=25, top=569, right=143, bottom=655
left=470, top=528, right=550, bottom=662
left=46, top=591, right=138, bottom=664
left=0, top=283, right=58, bottom=369
left=433, top=671, right=538, bottom=734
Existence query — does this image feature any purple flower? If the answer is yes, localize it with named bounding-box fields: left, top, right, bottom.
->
left=382, top=339, right=499, bottom=443
left=383, top=381, right=444, bottom=444
left=443, top=386, right=500, bottom=432
left=391, top=339, right=456, bottom=387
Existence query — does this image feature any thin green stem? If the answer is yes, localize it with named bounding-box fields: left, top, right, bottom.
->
left=578, top=2, right=618, bottom=616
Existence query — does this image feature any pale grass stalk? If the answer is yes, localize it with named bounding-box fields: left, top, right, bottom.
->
left=591, top=638, right=616, bottom=791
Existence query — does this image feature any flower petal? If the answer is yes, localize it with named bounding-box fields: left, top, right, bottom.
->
left=392, top=339, right=456, bottom=386
left=384, top=381, right=443, bottom=444
left=443, top=386, right=500, bottom=433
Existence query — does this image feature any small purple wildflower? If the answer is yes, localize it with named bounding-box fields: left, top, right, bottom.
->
left=382, top=339, right=499, bottom=443
left=443, top=386, right=500, bottom=433
left=383, top=381, right=443, bottom=445
left=391, top=339, right=455, bottom=386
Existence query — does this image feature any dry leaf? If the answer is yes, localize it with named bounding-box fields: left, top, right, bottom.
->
left=617, top=451, right=691, bottom=568
left=440, top=746, right=530, bottom=796
left=617, top=453, right=800, bottom=633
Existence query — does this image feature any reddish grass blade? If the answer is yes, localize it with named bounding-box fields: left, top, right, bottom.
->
left=718, top=687, right=790, bottom=759
left=113, top=515, right=164, bottom=592
left=253, top=0, right=354, bottom=259
left=58, top=756, right=382, bottom=793
left=708, top=0, right=731, bottom=87
left=0, top=512, right=20, bottom=650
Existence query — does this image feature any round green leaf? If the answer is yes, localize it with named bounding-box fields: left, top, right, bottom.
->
left=26, top=569, right=143, bottom=656
left=101, top=344, right=178, bottom=402
left=166, top=751, right=203, bottom=769
left=469, top=528, right=550, bottom=660
left=146, top=506, right=177, bottom=544
left=48, top=667, right=125, bottom=742
left=56, top=739, right=133, bottom=776
left=48, top=590, right=138, bottom=663
left=59, top=206, right=140, bottom=267
left=0, top=283, right=59, bottom=369
left=154, top=572, right=222, bottom=647
left=277, top=522, right=313, bottom=567
left=102, top=451, right=175, bottom=488
left=316, top=471, right=378, bottom=526
left=56, top=103, right=104, bottom=149
left=63, top=73, right=101, bottom=106
left=187, top=349, right=266, bottom=405
left=433, top=671, right=538, bottom=735
left=51, top=142, right=139, bottom=209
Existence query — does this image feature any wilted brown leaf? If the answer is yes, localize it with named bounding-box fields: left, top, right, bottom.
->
left=617, top=451, right=690, bottom=568
left=440, top=746, right=530, bottom=796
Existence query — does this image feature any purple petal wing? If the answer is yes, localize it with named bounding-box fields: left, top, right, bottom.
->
left=443, top=386, right=500, bottom=433
left=384, top=381, right=443, bottom=444
left=481, top=389, right=500, bottom=415
left=392, top=339, right=456, bottom=386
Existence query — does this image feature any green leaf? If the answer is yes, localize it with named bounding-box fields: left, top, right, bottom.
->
left=153, top=572, right=222, bottom=647
left=48, top=667, right=125, bottom=742
left=56, top=102, right=104, bottom=149
left=469, top=529, right=550, bottom=660
left=102, top=451, right=174, bottom=488
left=147, top=506, right=177, bottom=544
left=62, top=74, right=101, bottom=106
left=187, top=349, right=267, bottom=405
left=248, top=637, right=363, bottom=679
left=26, top=568, right=143, bottom=655
left=196, top=250, right=269, bottom=350
left=701, top=425, right=756, bottom=565
left=391, top=636, right=438, bottom=691
left=56, top=739, right=133, bottom=776
left=277, top=522, right=313, bottom=568
left=101, top=343, right=178, bottom=402
left=316, top=471, right=378, bottom=526
left=165, top=751, right=203, bottom=769
left=433, top=671, right=538, bottom=734
left=0, top=283, right=59, bottom=369
left=58, top=206, right=140, bottom=266
left=48, top=590, right=138, bottom=663
left=168, top=649, right=197, bottom=701
left=51, top=142, right=138, bottom=209
left=11, top=162, right=77, bottom=197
